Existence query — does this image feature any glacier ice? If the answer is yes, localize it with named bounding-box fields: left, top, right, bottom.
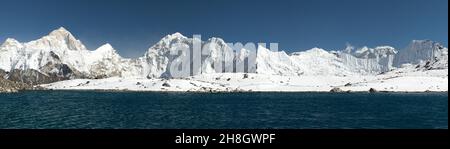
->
left=0, top=27, right=448, bottom=85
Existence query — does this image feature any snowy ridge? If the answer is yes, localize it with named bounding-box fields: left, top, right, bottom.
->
left=140, top=32, right=194, bottom=78
left=0, top=27, right=135, bottom=80
left=141, top=33, right=239, bottom=78
left=0, top=27, right=448, bottom=92
left=395, top=40, right=448, bottom=67
left=255, top=45, right=302, bottom=76
left=290, top=48, right=358, bottom=76
left=256, top=45, right=400, bottom=76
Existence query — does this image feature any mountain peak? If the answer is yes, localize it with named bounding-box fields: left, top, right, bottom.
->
left=102, top=43, right=113, bottom=48
left=409, top=40, right=447, bottom=49
left=162, top=32, right=187, bottom=41
left=394, top=40, right=448, bottom=66
left=3, top=38, right=21, bottom=45
left=412, top=39, right=432, bottom=43
left=309, top=47, right=327, bottom=52
left=49, top=27, right=72, bottom=36
left=352, top=46, right=397, bottom=59
left=171, top=32, right=185, bottom=38
left=96, top=43, right=115, bottom=52
left=1, top=38, right=22, bottom=49
left=35, top=27, right=88, bottom=51
left=407, top=40, right=446, bottom=51
left=57, top=27, right=69, bottom=31
left=92, top=43, right=121, bottom=58
left=291, top=47, right=328, bottom=56
left=207, top=37, right=226, bottom=43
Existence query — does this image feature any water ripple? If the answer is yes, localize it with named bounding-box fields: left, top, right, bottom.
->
left=0, top=91, right=448, bottom=129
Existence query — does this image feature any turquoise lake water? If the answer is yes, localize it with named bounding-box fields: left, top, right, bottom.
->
left=0, top=91, right=447, bottom=129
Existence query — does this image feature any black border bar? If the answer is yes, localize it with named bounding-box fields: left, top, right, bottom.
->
left=0, top=129, right=448, bottom=147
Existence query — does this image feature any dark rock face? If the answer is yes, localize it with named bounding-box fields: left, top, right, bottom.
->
left=0, top=77, right=31, bottom=93
left=40, top=62, right=86, bottom=79
left=0, top=69, right=7, bottom=78
left=414, top=58, right=448, bottom=71
left=49, top=51, right=61, bottom=61
left=3, top=61, right=89, bottom=86
left=1, top=69, right=35, bottom=93
left=1, top=60, right=89, bottom=86
left=330, top=87, right=343, bottom=93
left=6, top=69, right=60, bottom=85
left=243, top=73, right=249, bottom=79
left=162, top=82, right=171, bottom=87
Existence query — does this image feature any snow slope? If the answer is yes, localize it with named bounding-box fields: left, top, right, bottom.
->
left=290, top=48, right=357, bottom=76
left=255, top=45, right=303, bottom=76
left=1, top=27, right=448, bottom=92
left=256, top=46, right=399, bottom=76
left=41, top=70, right=447, bottom=92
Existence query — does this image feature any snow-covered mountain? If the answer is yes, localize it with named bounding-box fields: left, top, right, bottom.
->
left=140, top=32, right=194, bottom=78
left=140, top=33, right=238, bottom=78
left=0, top=27, right=448, bottom=85
left=255, top=45, right=303, bottom=76
left=255, top=41, right=447, bottom=77
left=395, top=40, right=446, bottom=65
left=0, top=27, right=132, bottom=84
left=254, top=45, right=399, bottom=76
left=337, top=46, right=397, bottom=74
left=88, top=43, right=130, bottom=79
left=395, top=40, right=448, bottom=69
left=290, top=48, right=358, bottom=76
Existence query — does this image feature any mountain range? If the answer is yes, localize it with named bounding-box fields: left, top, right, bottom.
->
left=0, top=27, right=448, bottom=85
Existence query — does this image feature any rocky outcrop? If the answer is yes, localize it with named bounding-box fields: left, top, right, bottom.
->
left=330, top=87, right=344, bottom=93
left=6, top=69, right=63, bottom=85
left=0, top=69, right=6, bottom=78
left=41, top=62, right=87, bottom=79
left=0, top=77, right=30, bottom=93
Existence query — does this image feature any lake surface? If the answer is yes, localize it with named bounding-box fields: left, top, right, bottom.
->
left=0, top=91, right=447, bottom=129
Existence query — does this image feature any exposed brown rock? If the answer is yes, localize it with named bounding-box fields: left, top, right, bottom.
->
left=0, top=77, right=31, bottom=93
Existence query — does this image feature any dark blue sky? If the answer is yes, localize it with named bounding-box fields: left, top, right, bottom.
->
left=0, top=0, right=447, bottom=58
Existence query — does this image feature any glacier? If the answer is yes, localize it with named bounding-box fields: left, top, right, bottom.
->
left=0, top=27, right=448, bottom=92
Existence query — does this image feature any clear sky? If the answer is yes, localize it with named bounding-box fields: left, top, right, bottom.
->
left=0, top=0, right=448, bottom=58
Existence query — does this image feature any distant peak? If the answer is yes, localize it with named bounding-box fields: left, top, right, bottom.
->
left=410, top=40, right=446, bottom=48
left=410, top=40, right=444, bottom=46
left=57, top=27, right=69, bottom=32
left=99, top=43, right=113, bottom=49
left=412, top=39, right=432, bottom=43
left=291, top=47, right=328, bottom=56
left=49, top=27, right=73, bottom=37
left=95, top=43, right=116, bottom=53
left=374, top=46, right=395, bottom=49
left=163, top=32, right=187, bottom=40
left=171, top=32, right=185, bottom=37
left=37, top=27, right=88, bottom=51
left=207, top=37, right=226, bottom=43
left=1, top=38, right=22, bottom=48
left=4, top=38, right=20, bottom=44
left=309, top=47, right=326, bottom=51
